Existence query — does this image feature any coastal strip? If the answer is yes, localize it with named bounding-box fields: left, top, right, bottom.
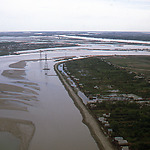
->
left=54, top=62, right=116, bottom=150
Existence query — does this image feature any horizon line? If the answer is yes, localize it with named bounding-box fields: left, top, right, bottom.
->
left=0, top=30, right=150, bottom=33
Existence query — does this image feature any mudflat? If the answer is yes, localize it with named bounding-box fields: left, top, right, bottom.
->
left=0, top=60, right=39, bottom=111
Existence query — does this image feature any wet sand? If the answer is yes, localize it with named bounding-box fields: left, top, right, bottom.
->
left=9, top=60, right=27, bottom=69
left=2, top=70, right=26, bottom=80
left=55, top=62, right=116, bottom=150
left=0, top=60, right=39, bottom=150
left=0, top=83, right=26, bottom=93
left=0, top=60, right=39, bottom=111
left=0, top=117, right=35, bottom=150
left=2, top=60, right=27, bottom=80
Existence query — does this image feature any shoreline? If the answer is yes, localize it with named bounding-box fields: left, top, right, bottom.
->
left=54, top=62, right=116, bottom=150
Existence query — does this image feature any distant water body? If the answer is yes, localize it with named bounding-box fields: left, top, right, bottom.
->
left=63, top=35, right=150, bottom=44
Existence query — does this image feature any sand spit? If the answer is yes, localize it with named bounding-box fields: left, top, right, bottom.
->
left=9, top=60, right=27, bottom=69
left=13, top=81, right=40, bottom=91
left=55, top=63, right=116, bottom=150
left=0, top=94, right=37, bottom=102
left=0, top=117, right=35, bottom=150
left=2, top=70, right=26, bottom=80
left=0, top=83, right=38, bottom=110
left=2, top=59, right=26, bottom=81
left=0, top=101, right=27, bottom=111
left=0, top=83, right=38, bottom=95
left=14, top=81, right=38, bottom=86
left=0, top=83, right=25, bottom=93
left=2, top=60, right=27, bottom=80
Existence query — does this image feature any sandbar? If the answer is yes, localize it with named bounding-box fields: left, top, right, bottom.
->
left=2, top=70, right=26, bottom=80
left=0, top=59, right=39, bottom=111
left=9, top=60, right=26, bottom=69
left=0, top=117, right=35, bottom=150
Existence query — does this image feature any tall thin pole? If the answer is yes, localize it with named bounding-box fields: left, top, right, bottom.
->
left=43, top=54, right=50, bottom=70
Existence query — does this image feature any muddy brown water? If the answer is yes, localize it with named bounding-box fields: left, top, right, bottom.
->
left=0, top=58, right=99, bottom=150
left=26, top=60, right=99, bottom=150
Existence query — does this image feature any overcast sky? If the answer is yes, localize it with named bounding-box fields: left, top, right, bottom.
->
left=0, top=0, right=150, bottom=32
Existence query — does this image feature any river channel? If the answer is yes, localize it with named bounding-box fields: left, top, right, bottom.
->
left=0, top=48, right=150, bottom=150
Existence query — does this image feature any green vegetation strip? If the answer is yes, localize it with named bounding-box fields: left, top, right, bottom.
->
left=65, top=56, right=150, bottom=98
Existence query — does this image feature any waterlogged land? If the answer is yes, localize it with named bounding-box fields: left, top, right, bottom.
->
left=1, top=31, right=150, bottom=56
left=64, top=56, right=150, bottom=150
left=0, top=32, right=78, bottom=56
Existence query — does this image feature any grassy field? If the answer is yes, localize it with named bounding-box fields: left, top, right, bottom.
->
left=65, top=56, right=150, bottom=99
left=106, top=55, right=150, bottom=81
